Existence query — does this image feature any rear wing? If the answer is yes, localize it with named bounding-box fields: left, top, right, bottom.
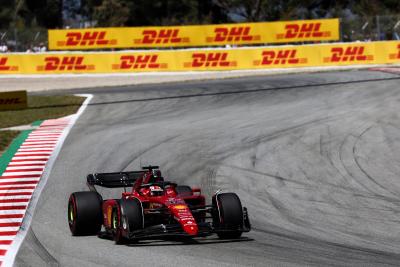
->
left=87, top=171, right=145, bottom=189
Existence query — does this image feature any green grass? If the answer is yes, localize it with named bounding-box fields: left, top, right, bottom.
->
left=0, top=95, right=85, bottom=128
left=0, top=95, right=85, bottom=156
left=0, top=131, right=20, bottom=153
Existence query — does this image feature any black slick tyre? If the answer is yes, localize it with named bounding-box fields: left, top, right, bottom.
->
left=68, top=191, right=103, bottom=236
left=213, top=192, right=243, bottom=239
left=112, top=198, right=143, bottom=244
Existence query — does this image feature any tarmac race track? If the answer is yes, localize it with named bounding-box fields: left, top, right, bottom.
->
left=14, top=70, right=400, bottom=266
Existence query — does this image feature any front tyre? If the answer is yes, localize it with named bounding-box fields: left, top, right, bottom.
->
left=213, top=192, right=243, bottom=239
left=68, top=191, right=103, bottom=236
left=112, top=199, right=144, bottom=244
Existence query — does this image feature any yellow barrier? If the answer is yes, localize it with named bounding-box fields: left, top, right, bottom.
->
left=0, top=41, right=399, bottom=74
left=0, top=91, right=27, bottom=110
left=48, top=18, right=339, bottom=50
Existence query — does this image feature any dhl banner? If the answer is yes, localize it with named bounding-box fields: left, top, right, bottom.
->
left=0, top=41, right=399, bottom=74
left=48, top=18, right=339, bottom=50
left=0, top=90, right=27, bottom=110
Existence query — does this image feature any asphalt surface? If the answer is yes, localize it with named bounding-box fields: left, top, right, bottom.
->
left=15, top=70, right=400, bottom=266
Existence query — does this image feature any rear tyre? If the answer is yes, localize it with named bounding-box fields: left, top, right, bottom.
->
left=213, top=193, right=243, bottom=239
left=112, top=199, right=143, bottom=244
left=175, top=185, right=193, bottom=196
left=68, top=191, right=103, bottom=236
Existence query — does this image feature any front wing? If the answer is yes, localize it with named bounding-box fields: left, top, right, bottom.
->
left=126, top=222, right=251, bottom=239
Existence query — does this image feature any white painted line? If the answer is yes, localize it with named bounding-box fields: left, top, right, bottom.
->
left=0, top=178, right=40, bottom=184
left=21, top=142, right=57, bottom=145
left=0, top=219, right=22, bottom=223
left=22, top=140, right=58, bottom=143
left=30, top=129, right=64, bottom=132
left=25, top=136, right=61, bottom=139
left=0, top=185, right=36, bottom=189
left=0, top=196, right=32, bottom=200
left=19, top=143, right=56, bottom=146
left=23, top=140, right=58, bottom=144
left=15, top=152, right=52, bottom=156
left=8, top=161, right=46, bottom=165
left=24, top=138, right=59, bottom=141
left=0, top=211, right=26, bottom=216
left=0, top=192, right=34, bottom=196
left=15, top=153, right=52, bottom=157
left=27, top=133, right=63, bottom=135
left=11, top=156, right=50, bottom=160
left=27, top=136, right=58, bottom=140
left=27, top=135, right=61, bottom=138
left=0, top=190, right=34, bottom=194
left=0, top=228, right=21, bottom=232
left=1, top=172, right=43, bottom=176
left=17, top=148, right=54, bottom=151
left=32, top=131, right=65, bottom=133
left=23, top=141, right=59, bottom=144
left=4, top=94, right=93, bottom=267
left=27, top=132, right=62, bottom=135
left=28, top=137, right=62, bottom=140
left=33, top=129, right=65, bottom=131
left=1, top=176, right=42, bottom=181
left=21, top=143, right=57, bottom=146
left=0, top=226, right=19, bottom=233
left=19, top=146, right=55, bottom=149
left=6, top=166, right=44, bottom=172
left=0, top=245, right=15, bottom=250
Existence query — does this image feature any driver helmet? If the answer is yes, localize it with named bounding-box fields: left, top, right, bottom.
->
left=149, top=185, right=164, bottom=196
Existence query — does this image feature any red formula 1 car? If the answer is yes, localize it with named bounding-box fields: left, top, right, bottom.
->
left=67, top=166, right=251, bottom=243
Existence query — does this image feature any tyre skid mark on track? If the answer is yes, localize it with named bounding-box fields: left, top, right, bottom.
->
left=0, top=118, right=71, bottom=266
left=352, top=125, right=399, bottom=198
left=22, top=228, right=59, bottom=267
left=339, top=125, right=398, bottom=199
left=339, top=133, right=377, bottom=196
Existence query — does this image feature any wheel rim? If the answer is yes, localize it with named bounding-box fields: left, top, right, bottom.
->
left=112, top=211, right=118, bottom=229
left=68, top=199, right=75, bottom=224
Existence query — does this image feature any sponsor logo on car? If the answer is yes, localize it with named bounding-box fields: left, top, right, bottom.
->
left=0, top=57, right=19, bottom=71
left=184, top=52, right=236, bottom=68
left=277, top=22, right=330, bottom=39
left=57, top=31, right=117, bottom=46
left=206, top=26, right=260, bottom=42
left=134, top=29, right=190, bottom=45
left=173, top=204, right=187, bottom=210
left=36, top=56, right=95, bottom=71
left=323, top=46, right=374, bottom=63
left=112, top=55, right=168, bottom=70
left=253, top=49, right=307, bottom=66
left=149, top=203, right=163, bottom=209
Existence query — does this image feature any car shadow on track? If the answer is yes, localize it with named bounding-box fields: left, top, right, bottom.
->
left=98, top=232, right=253, bottom=247
left=127, top=236, right=254, bottom=247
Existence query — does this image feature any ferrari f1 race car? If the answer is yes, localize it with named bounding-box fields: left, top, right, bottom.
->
left=67, top=166, right=251, bottom=243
